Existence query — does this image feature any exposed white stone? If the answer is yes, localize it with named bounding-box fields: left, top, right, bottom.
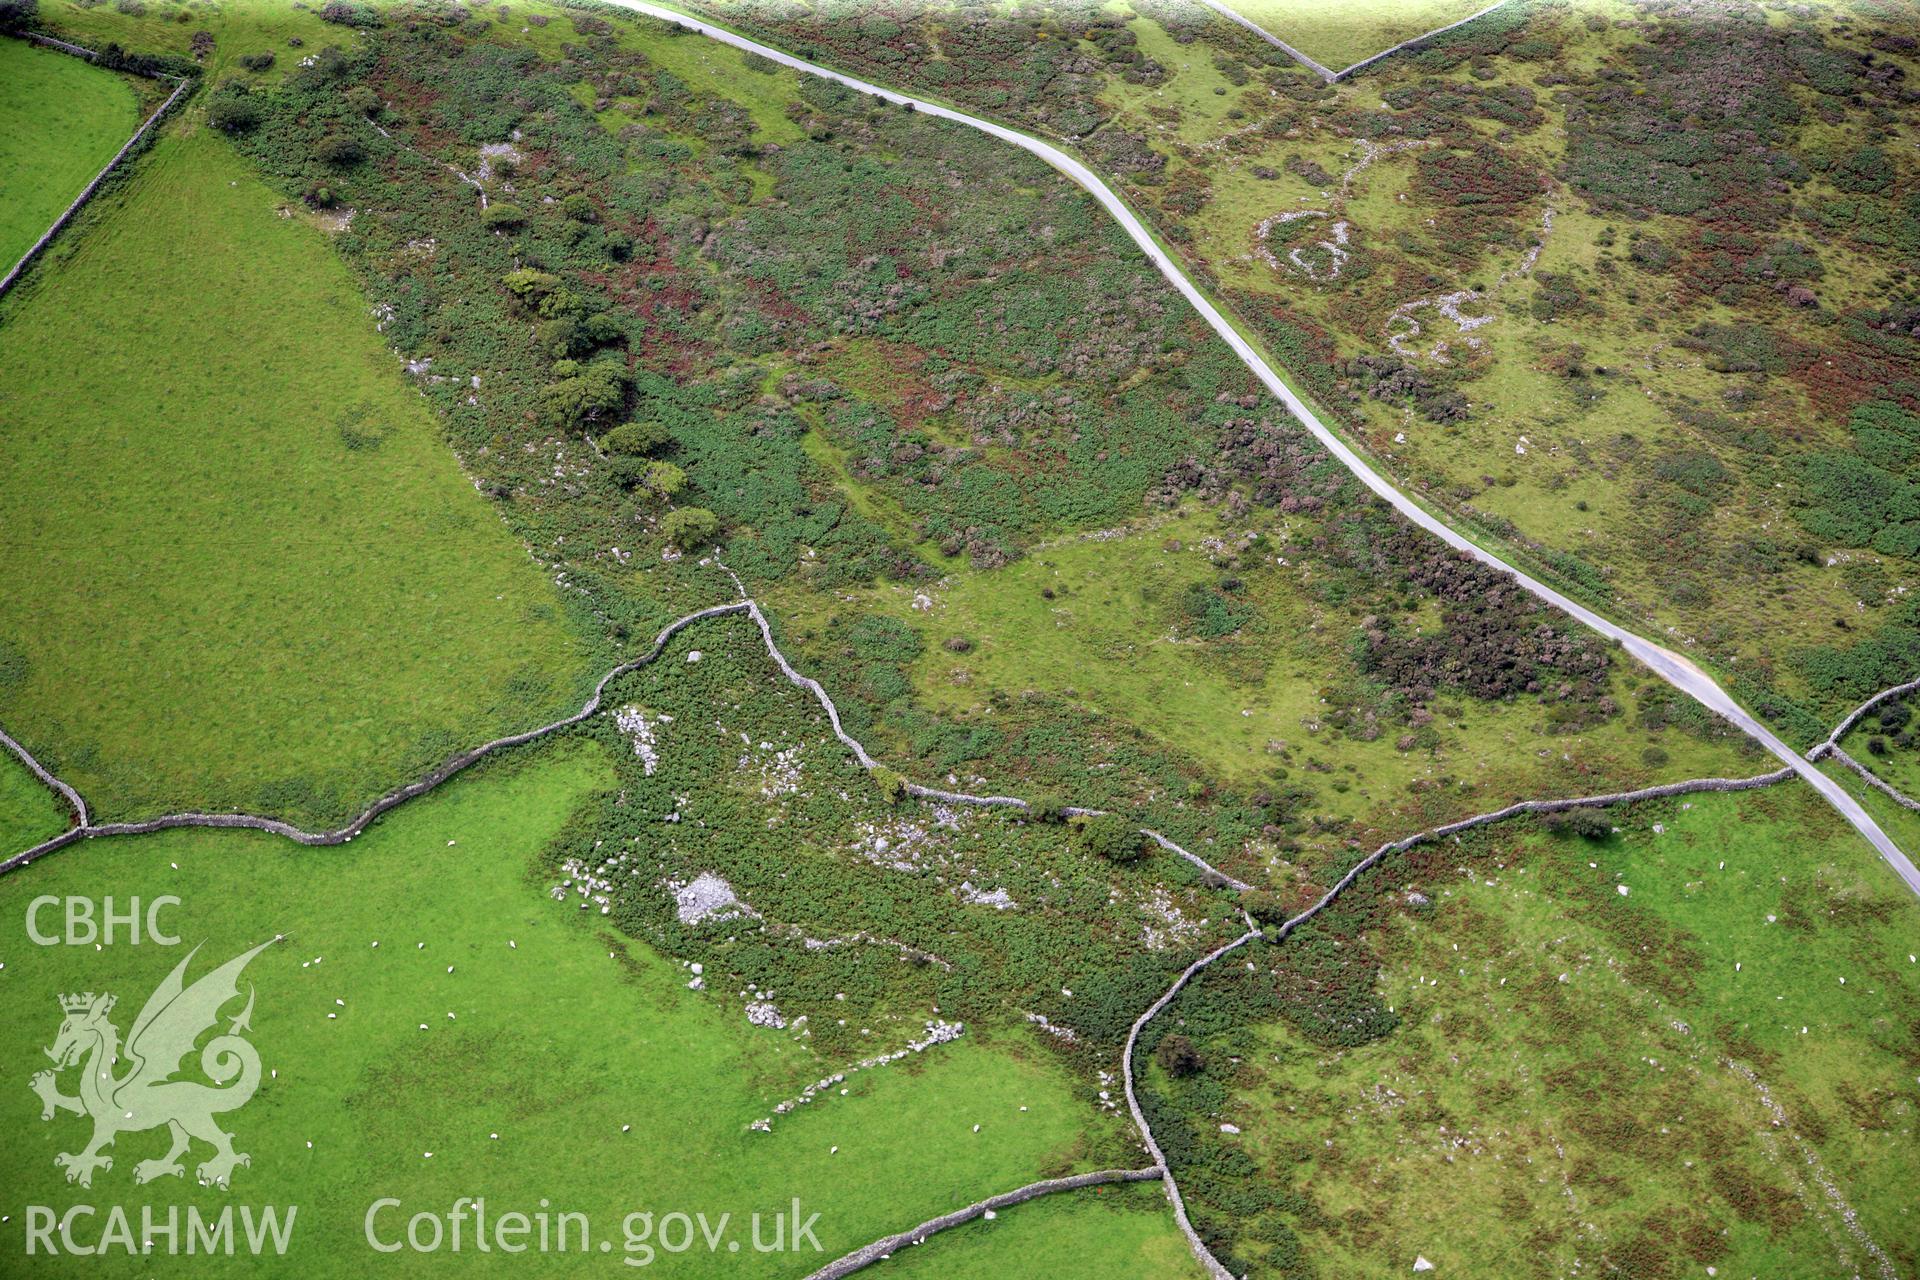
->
left=673, top=872, right=755, bottom=926
left=614, top=704, right=668, bottom=775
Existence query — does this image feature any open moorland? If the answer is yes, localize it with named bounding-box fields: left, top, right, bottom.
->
left=679, top=0, right=1920, bottom=752
left=4, top=0, right=1776, bottom=880
left=1139, top=783, right=1920, bottom=1278
left=1, top=1, right=1917, bottom=1277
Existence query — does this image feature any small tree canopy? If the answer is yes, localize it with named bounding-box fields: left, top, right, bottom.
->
left=604, top=421, right=671, bottom=456
left=502, top=268, right=560, bottom=300
left=1024, top=792, right=1072, bottom=824
left=660, top=507, right=719, bottom=551
left=641, top=460, right=686, bottom=501
left=539, top=360, right=627, bottom=430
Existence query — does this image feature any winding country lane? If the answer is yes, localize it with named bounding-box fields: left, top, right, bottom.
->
left=609, top=0, right=1920, bottom=900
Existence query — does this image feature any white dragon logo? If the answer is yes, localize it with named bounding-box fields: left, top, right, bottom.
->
left=30, top=938, right=276, bottom=1189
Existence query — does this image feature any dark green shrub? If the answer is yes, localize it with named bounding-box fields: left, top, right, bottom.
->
left=1242, top=889, right=1289, bottom=927
left=1024, top=792, right=1072, bottom=823
left=1076, top=814, right=1147, bottom=863
left=1540, top=807, right=1613, bottom=839
left=314, top=134, right=364, bottom=166
left=481, top=202, right=526, bottom=229
left=1155, top=1033, right=1205, bottom=1077
left=641, top=460, right=685, bottom=501
left=604, top=421, right=671, bottom=456
left=207, top=93, right=263, bottom=134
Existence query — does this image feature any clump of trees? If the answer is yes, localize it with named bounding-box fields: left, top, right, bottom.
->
left=539, top=358, right=627, bottom=431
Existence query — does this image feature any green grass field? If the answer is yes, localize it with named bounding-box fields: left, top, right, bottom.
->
left=0, top=126, right=598, bottom=831
left=1223, top=0, right=1497, bottom=71
left=0, top=742, right=1131, bottom=1276
left=0, top=36, right=145, bottom=273
left=868, top=1180, right=1202, bottom=1280
left=0, top=751, right=67, bottom=855
left=33, top=0, right=337, bottom=84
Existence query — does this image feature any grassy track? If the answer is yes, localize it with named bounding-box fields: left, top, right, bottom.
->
left=0, top=742, right=1118, bottom=1276
left=0, top=36, right=144, bottom=272
left=0, top=126, right=597, bottom=829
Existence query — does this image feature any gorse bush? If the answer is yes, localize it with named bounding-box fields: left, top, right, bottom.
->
left=1075, top=813, right=1149, bottom=863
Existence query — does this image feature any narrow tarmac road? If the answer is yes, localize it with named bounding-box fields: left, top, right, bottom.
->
left=609, top=0, right=1920, bottom=900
